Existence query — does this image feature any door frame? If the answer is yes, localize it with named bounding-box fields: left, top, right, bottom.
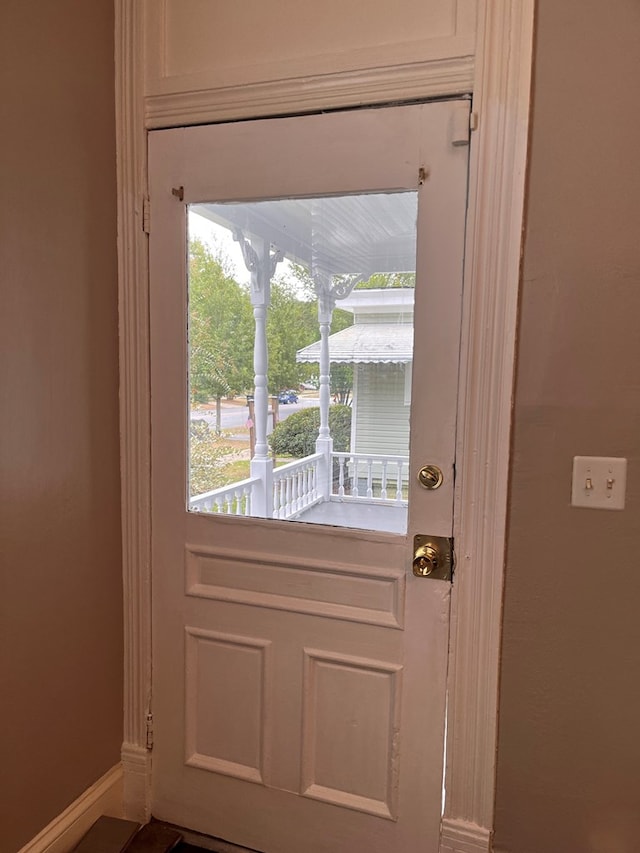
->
left=115, top=3, right=535, bottom=851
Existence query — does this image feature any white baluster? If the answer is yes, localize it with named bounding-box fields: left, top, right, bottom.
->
left=381, top=460, right=389, bottom=500
left=295, top=471, right=302, bottom=512
left=338, top=456, right=345, bottom=497
left=279, top=479, right=286, bottom=519
left=300, top=468, right=308, bottom=507
left=366, top=458, right=373, bottom=499
left=286, top=476, right=293, bottom=517
left=396, top=461, right=404, bottom=503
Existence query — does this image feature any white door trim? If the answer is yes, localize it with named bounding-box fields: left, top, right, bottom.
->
left=115, top=0, right=152, bottom=822
left=115, top=1, right=535, bottom=846
left=143, top=56, right=475, bottom=130
left=443, top=4, right=534, bottom=851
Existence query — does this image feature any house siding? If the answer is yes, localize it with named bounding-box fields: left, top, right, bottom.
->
left=353, top=363, right=410, bottom=457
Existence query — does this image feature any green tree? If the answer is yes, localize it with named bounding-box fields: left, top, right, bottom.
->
left=267, top=276, right=319, bottom=392
left=188, top=239, right=254, bottom=430
left=329, top=365, right=352, bottom=406
left=355, top=272, right=415, bottom=289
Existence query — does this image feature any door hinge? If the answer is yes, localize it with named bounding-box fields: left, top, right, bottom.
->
left=451, top=102, right=472, bottom=148
left=142, top=195, right=150, bottom=234
left=145, top=711, right=154, bottom=750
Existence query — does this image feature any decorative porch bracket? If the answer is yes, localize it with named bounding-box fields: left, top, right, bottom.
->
left=235, top=229, right=283, bottom=517
left=313, top=272, right=364, bottom=499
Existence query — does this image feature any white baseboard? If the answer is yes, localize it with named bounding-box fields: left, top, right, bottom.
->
left=121, top=742, right=152, bottom=823
left=18, top=764, right=124, bottom=853
left=441, top=818, right=492, bottom=853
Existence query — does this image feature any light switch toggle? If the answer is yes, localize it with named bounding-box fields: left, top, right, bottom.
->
left=571, top=456, right=627, bottom=510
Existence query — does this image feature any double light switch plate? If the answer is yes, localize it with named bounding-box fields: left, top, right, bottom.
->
left=571, top=456, right=627, bottom=510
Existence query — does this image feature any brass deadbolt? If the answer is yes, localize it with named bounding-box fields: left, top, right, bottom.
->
left=417, top=465, right=444, bottom=490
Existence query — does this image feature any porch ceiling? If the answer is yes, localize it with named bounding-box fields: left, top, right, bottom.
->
left=191, top=192, right=417, bottom=277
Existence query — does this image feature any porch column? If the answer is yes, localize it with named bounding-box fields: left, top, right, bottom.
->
left=235, top=231, right=282, bottom=517
left=312, top=272, right=365, bottom=501
left=315, top=284, right=334, bottom=501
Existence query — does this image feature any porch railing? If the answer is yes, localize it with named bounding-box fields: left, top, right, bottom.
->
left=332, top=452, right=409, bottom=505
left=188, top=450, right=409, bottom=518
left=189, top=475, right=259, bottom=516
left=272, top=452, right=323, bottom=519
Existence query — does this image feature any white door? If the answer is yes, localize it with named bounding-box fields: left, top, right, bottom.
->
left=149, top=102, right=468, bottom=853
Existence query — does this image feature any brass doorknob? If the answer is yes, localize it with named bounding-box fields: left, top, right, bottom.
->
left=413, top=543, right=440, bottom=577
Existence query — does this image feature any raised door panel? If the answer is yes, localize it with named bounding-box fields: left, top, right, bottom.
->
left=301, top=649, right=402, bottom=819
left=185, top=628, right=272, bottom=783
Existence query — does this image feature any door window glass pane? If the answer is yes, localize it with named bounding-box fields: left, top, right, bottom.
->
left=187, top=192, right=417, bottom=534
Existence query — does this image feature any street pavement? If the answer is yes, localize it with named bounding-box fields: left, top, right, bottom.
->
left=191, top=395, right=320, bottom=432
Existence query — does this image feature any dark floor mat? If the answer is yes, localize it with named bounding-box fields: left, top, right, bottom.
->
left=72, top=817, right=140, bottom=852
left=174, top=846, right=208, bottom=852
left=126, top=822, right=182, bottom=852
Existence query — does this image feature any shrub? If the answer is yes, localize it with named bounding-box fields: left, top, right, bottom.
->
left=269, top=405, right=351, bottom=458
left=189, top=419, right=235, bottom=496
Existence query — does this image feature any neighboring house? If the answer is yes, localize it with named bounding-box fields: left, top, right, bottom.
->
left=297, top=288, right=414, bottom=460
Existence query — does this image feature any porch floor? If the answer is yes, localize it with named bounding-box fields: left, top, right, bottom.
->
left=295, top=499, right=407, bottom=534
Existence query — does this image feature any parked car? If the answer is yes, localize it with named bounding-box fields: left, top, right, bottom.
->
left=278, top=389, right=299, bottom=404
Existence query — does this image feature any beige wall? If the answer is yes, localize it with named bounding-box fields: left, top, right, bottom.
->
left=3, top=2, right=639, bottom=850
left=0, top=3, right=123, bottom=850
left=494, top=2, right=640, bottom=851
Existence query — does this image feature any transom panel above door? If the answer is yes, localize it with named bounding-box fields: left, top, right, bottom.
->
left=149, top=101, right=469, bottom=853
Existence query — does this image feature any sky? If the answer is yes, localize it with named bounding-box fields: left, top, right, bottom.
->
left=188, top=210, right=251, bottom=285
left=188, top=210, right=302, bottom=294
